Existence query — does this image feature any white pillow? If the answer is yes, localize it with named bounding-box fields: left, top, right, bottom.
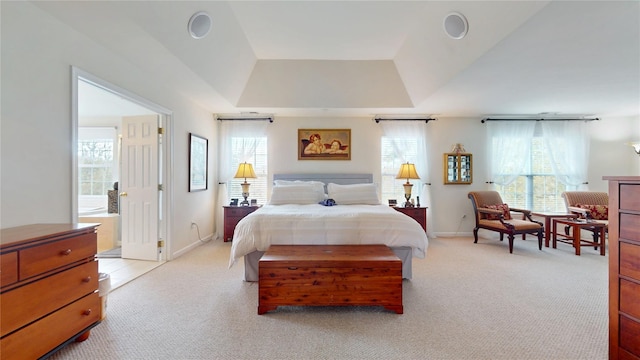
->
left=269, top=184, right=325, bottom=205
left=273, top=180, right=325, bottom=194
left=327, top=183, right=380, bottom=205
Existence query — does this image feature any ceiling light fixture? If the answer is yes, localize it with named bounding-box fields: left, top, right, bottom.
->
left=188, top=11, right=212, bottom=39
left=443, top=12, right=468, bottom=40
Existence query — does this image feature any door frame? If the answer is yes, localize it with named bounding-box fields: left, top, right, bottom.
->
left=71, top=66, right=174, bottom=261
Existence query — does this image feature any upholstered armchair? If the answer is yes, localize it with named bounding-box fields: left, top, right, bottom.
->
left=468, top=191, right=544, bottom=253
left=561, top=191, right=609, bottom=242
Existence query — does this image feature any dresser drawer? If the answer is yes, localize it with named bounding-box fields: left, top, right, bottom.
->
left=620, top=213, right=640, bottom=243
left=1, top=261, right=98, bottom=337
left=620, top=242, right=640, bottom=281
left=620, top=279, right=640, bottom=320
left=620, top=184, right=640, bottom=212
left=0, top=252, right=18, bottom=286
left=619, top=315, right=640, bottom=358
left=19, top=233, right=96, bottom=279
left=0, top=292, right=100, bottom=360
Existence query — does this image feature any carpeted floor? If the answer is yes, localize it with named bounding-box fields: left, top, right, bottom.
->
left=50, top=235, right=608, bottom=360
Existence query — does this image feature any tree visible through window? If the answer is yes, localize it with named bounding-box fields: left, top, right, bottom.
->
left=495, top=137, right=577, bottom=212
left=78, top=128, right=117, bottom=196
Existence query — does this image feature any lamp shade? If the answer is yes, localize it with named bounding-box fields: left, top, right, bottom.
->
left=233, top=162, right=257, bottom=180
left=396, top=163, right=420, bottom=181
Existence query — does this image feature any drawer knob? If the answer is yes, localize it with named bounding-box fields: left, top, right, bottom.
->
left=61, top=249, right=72, bottom=255
left=82, top=276, right=92, bottom=283
left=82, top=309, right=92, bottom=316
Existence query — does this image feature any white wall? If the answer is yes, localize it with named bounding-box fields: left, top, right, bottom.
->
left=1, top=2, right=217, bottom=258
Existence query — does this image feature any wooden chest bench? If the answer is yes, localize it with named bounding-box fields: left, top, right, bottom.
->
left=258, top=244, right=403, bottom=314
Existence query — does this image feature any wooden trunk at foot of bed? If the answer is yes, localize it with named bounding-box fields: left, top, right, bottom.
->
left=258, top=245, right=403, bottom=314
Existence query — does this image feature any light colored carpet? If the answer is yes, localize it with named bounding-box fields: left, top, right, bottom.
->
left=50, top=235, right=608, bottom=360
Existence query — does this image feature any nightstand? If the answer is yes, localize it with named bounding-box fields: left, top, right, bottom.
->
left=393, top=206, right=427, bottom=232
left=223, top=206, right=259, bottom=242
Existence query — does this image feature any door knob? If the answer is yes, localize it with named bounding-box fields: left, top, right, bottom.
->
left=119, top=192, right=128, bottom=197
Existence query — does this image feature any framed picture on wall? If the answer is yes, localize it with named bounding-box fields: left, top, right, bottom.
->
left=189, top=133, right=208, bottom=192
left=298, top=128, right=351, bottom=160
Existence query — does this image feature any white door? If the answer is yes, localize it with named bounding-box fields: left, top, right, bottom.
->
left=120, top=115, right=160, bottom=261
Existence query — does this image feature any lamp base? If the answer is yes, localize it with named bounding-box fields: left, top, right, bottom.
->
left=240, top=193, right=250, bottom=206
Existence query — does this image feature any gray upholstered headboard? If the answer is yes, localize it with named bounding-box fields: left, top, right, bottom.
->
left=273, top=173, right=373, bottom=187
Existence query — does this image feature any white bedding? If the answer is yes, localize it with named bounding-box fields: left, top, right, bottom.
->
left=228, top=204, right=428, bottom=268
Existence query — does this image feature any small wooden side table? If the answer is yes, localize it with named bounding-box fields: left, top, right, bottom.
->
left=531, top=212, right=577, bottom=247
left=552, top=218, right=607, bottom=256
left=223, top=206, right=259, bottom=242
left=393, top=206, right=427, bottom=233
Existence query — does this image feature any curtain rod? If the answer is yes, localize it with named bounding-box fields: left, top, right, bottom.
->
left=481, top=117, right=599, bottom=123
left=374, top=117, right=436, bottom=123
left=216, top=116, right=274, bottom=123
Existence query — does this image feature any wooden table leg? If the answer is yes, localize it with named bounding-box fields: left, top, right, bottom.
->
left=544, top=218, right=552, bottom=247
left=573, top=224, right=581, bottom=256
left=552, top=220, right=558, bottom=249
left=599, top=227, right=606, bottom=256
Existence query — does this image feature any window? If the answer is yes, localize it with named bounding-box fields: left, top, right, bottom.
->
left=494, top=137, right=578, bottom=212
left=78, top=127, right=118, bottom=211
left=380, top=137, right=423, bottom=204
left=227, top=137, right=268, bottom=205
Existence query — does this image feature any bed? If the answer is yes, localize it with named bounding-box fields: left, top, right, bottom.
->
left=228, top=173, right=429, bottom=281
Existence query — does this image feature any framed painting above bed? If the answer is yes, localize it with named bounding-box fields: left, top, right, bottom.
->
left=298, top=128, right=351, bottom=160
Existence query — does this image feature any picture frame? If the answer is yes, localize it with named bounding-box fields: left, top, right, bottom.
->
left=189, top=133, right=208, bottom=192
left=298, top=128, right=351, bottom=160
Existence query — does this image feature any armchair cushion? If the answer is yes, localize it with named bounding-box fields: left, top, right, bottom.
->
left=576, top=204, right=608, bottom=220
left=484, top=203, right=512, bottom=220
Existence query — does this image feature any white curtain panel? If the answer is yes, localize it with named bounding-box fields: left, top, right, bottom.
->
left=216, top=120, right=268, bottom=240
left=379, top=121, right=435, bottom=237
left=486, top=121, right=536, bottom=188
left=541, top=121, right=590, bottom=190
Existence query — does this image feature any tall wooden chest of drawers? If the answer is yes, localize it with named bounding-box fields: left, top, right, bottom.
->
left=605, top=176, right=640, bottom=359
left=0, top=223, right=101, bottom=359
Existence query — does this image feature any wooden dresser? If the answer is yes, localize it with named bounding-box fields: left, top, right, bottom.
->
left=604, top=176, right=640, bottom=359
left=0, top=223, right=101, bottom=359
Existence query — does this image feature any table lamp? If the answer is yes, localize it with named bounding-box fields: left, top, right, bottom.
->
left=396, top=162, right=420, bottom=207
left=234, top=162, right=257, bottom=206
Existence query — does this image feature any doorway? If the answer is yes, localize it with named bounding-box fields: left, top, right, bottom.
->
left=72, top=67, right=172, bottom=268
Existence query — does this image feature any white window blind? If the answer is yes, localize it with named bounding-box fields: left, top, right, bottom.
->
left=380, top=137, right=423, bottom=204
left=227, top=137, right=268, bottom=205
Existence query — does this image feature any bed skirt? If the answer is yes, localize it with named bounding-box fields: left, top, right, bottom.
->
left=242, top=246, right=413, bottom=282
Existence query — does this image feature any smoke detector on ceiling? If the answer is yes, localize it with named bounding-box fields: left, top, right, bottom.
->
left=443, top=12, right=468, bottom=40
left=188, top=11, right=212, bottom=39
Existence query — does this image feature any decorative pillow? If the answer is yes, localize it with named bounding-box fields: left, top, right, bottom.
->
left=268, top=184, right=325, bottom=205
left=484, top=203, right=512, bottom=220
left=327, top=183, right=380, bottom=205
left=577, top=204, right=608, bottom=220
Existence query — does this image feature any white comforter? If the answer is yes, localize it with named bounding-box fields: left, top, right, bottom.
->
left=228, top=204, right=428, bottom=268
